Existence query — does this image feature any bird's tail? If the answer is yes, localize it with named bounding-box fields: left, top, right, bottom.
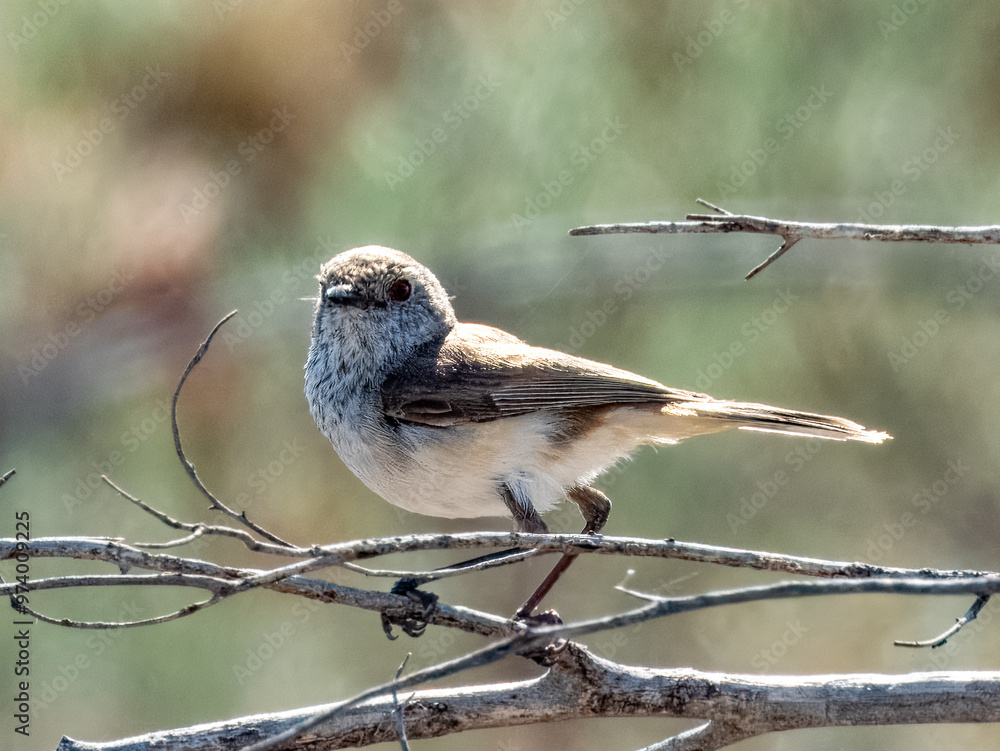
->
left=663, top=400, right=890, bottom=444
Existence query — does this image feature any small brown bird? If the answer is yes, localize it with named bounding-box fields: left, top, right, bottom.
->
left=305, top=246, right=889, bottom=615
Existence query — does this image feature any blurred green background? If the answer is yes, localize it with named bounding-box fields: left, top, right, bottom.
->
left=2, top=2, right=1000, bottom=749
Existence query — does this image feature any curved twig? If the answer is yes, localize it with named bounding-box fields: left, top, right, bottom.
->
left=101, top=475, right=306, bottom=556
left=895, top=593, right=992, bottom=649
left=169, top=311, right=295, bottom=548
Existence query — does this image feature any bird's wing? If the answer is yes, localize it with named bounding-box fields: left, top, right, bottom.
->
left=380, top=323, right=707, bottom=426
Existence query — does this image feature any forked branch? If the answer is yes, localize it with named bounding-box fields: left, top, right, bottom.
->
left=570, top=199, right=1000, bottom=279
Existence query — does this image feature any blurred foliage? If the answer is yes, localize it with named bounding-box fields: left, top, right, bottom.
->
left=1, top=1, right=1000, bottom=749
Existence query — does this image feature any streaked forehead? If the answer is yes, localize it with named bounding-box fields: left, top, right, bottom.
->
left=319, top=246, right=420, bottom=283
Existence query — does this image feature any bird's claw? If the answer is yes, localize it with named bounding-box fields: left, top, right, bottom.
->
left=513, top=609, right=568, bottom=663
left=515, top=608, right=563, bottom=628
left=381, top=577, right=440, bottom=640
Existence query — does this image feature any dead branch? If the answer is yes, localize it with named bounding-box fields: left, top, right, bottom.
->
left=53, top=642, right=1000, bottom=751
left=569, top=199, right=1000, bottom=278
left=168, top=311, right=295, bottom=548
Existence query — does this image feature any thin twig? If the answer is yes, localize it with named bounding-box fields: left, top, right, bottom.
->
left=5, top=530, right=992, bottom=588
left=562, top=577, right=1000, bottom=648
left=571, top=212, right=1000, bottom=243
left=569, top=205, right=1000, bottom=279
left=338, top=547, right=543, bottom=580
left=393, top=653, right=412, bottom=751
left=691, top=198, right=802, bottom=279
left=243, top=632, right=532, bottom=751
left=101, top=475, right=306, bottom=556
left=1, top=537, right=513, bottom=638
left=744, top=236, right=802, bottom=280
left=16, top=596, right=225, bottom=630
left=638, top=719, right=755, bottom=751
left=5, top=572, right=234, bottom=629
left=694, top=197, right=733, bottom=216
left=170, top=311, right=295, bottom=548
left=8, top=540, right=1000, bottom=640
left=895, top=594, right=992, bottom=649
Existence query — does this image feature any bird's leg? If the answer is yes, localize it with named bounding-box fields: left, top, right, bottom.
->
left=422, top=482, right=546, bottom=576
left=571, top=484, right=612, bottom=535
left=500, top=482, right=549, bottom=534
left=383, top=484, right=541, bottom=638
left=385, top=485, right=610, bottom=636
left=515, top=485, right=610, bottom=618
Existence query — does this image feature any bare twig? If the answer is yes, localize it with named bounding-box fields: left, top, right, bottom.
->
left=744, top=235, right=802, bottom=280
left=9, top=572, right=233, bottom=629
left=687, top=198, right=803, bottom=279
left=8, top=528, right=989, bottom=628
left=392, top=653, right=412, bottom=751
left=895, top=593, right=992, bottom=649
left=6, top=533, right=1000, bottom=647
left=569, top=203, right=1000, bottom=279
left=592, top=576, right=1000, bottom=640
left=638, top=720, right=755, bottom=751
left=338, top=547, right=543, bottom=581
left=10, top=528, right=1000, bottom=747
left=242, top=630, right=533, bottom=751
left=691, top=197, right=732, bottom=216
left=170, top=311, right=295, bottom=548
left=0, top=537, right=513, bottom=638
left=101, top=475, right=306, bottom=556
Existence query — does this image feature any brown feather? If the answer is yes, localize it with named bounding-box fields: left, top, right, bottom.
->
left=380, top=322, right=889, bottom=444
left=381, top=322, right=705, bottom=426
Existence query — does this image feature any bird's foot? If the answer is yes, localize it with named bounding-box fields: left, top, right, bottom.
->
left=514, top=608, right=567, bottom=663
left=381, top=577, right=439, bottom=640
left=515, top=608, right=563, bottom=627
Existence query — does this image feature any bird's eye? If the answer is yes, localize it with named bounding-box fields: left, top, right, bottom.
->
left=388, top=278, right=412, bottom=302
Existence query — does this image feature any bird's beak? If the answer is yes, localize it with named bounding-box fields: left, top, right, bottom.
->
left=324, top=283, right=365, bottom=307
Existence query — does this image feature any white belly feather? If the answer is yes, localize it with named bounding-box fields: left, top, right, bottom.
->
left=332, top=406, right=693, bottom=520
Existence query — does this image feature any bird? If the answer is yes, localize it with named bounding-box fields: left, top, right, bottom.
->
left=304, top=246, right=889, bottom=616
